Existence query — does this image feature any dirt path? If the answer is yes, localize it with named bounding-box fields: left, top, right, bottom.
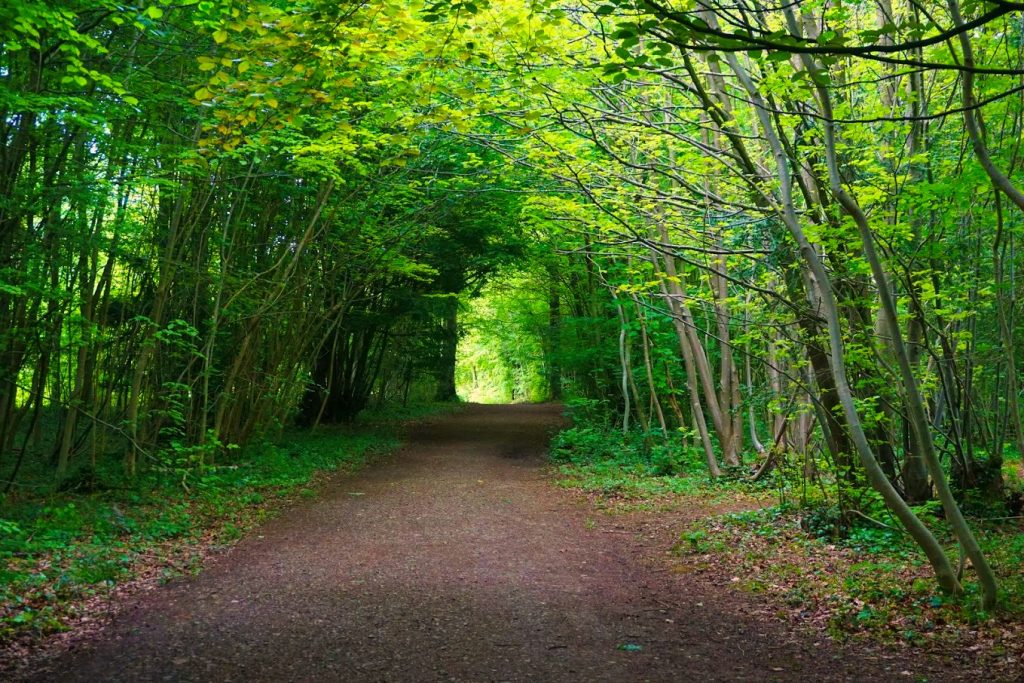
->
left=25, top=404, right=963, bottom=682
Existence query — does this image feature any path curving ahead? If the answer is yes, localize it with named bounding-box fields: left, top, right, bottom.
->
left=28, top=404, right=958, bottom=682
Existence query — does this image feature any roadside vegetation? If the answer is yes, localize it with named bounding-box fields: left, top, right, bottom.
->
left=0, top=403, right=456, bottom=656
left=551, top=401, right=1024, bottom=675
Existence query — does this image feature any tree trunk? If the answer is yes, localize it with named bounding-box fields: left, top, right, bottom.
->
left=435, top=296, right=459, bottom=402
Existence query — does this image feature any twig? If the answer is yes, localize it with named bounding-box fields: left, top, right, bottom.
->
left=846, top=509, right=902, bottom=533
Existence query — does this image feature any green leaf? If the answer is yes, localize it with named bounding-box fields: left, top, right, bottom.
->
left=809, top=69, right=832, bottom=86
left=0, top=283, right=26, bottom=296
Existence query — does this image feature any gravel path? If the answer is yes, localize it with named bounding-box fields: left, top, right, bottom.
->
left=26, top=403, right=963, bottom=682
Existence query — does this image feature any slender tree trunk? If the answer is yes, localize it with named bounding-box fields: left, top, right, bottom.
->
left=791, top=28, right=995, bottom=605
left=435, top=296, right=459, bottom=402
left=548, top=275, right=563, bottom=401
left=659, top=280, right=721, bottom=477
left=993, top=193, right=1023, bottom=482
left=721, top=27, right=961, bottom=595
left=634, top=296, right=668, bottom=436
left=743, top=299, right=766, bottom=455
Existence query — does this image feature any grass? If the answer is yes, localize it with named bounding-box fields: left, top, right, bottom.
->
left=554, top=460, right=768, bottom=513
left=556, top=460, right=715, bottom=497
left=549, top=423, right=773, bottom=510
left=0, top=402, right=458, bottom=648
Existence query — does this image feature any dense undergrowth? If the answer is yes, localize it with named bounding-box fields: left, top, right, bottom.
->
left=551, top=405, right=1024, bottom=673
left=0, top=402, right=458, bottom=650
left=551, top=421, right=772, bottom=505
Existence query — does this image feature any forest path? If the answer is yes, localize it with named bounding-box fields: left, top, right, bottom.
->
left=29, top=403, right=959, bottom=682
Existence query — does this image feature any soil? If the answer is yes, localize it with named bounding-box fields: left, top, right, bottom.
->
left=19, top=404, right=971, bottom=681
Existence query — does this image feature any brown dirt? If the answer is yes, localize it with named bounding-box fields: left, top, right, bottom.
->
left=19, top=404, right=971, bottom=681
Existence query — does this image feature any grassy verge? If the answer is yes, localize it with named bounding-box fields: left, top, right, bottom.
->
left=554, top=460, right=767, bottom=512
left=550, top=423, right=772, bottom=512
left=0, top=402, right=458, bottom=653
left=551, top=423, right=1024, bottom=676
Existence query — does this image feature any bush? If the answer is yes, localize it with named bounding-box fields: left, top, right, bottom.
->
left=550, top=426, right=626, bottom=464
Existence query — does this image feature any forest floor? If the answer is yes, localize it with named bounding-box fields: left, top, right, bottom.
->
left=8, top=403, right=990, bottom=682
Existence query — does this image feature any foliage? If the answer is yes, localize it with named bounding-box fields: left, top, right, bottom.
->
left=549, top=406, right=770, bottom=507
left=455, top=271, right=550, bottom=403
